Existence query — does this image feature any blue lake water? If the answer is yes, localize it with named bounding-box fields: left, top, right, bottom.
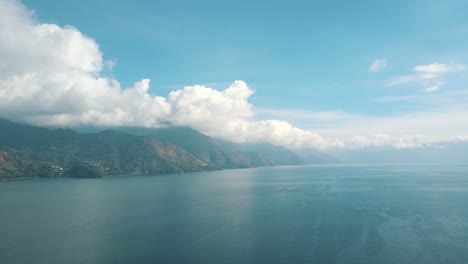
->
left=1, top=164, right=468, bottom=264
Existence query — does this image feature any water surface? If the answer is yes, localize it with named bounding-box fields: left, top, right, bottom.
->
left=1, top=164, right=468, bottom=264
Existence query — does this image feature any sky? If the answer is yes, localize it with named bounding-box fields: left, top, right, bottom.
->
left=1, top=0, right=468, bottom=149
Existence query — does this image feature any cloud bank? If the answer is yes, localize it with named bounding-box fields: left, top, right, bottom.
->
left=0, top=0, right=337, bottom=149
left=0, top=0, right=466, bottom=150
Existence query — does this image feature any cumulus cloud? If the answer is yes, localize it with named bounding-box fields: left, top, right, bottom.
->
left=0, top=0, right=172, bottom=128
left=0, top=0, right=467, bottom=150
left=0, top=0, right=338, bottom=149
left=369, top=59, right=387, bottom=72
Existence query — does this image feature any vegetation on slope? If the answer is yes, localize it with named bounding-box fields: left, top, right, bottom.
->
left=0, top=119, right=336, bottom=179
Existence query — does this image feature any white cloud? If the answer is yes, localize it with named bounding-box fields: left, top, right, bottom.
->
left=421, top=81, right=445, bottom=93
left=414, top=63, right=464, bottom=79
left=258, top=109, right=357, bottom=122
left=376, top=89, right=468, bottom=105
left=386, top=63, right=466, bottom=96
left=387, top=63, right=465, bottom=92
left=313, top=106, right=468, bottom=146
left=374, top=95, right=416, bottom=102
left=1, top=0, right=467, bottom=151
left=257, top=90, right=468, bottom=149
left=342, top=134, right=436, bottom=149
left=0, top=0, right=336, bottom=149
left=0, top=0, right=171, bottom=128
left=387, top=75, right=419, bottom=86
left=369, top=59, right=387, bottom=72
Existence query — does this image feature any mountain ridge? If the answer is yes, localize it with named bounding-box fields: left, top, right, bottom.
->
left=0, top=119, right=332, bottom=179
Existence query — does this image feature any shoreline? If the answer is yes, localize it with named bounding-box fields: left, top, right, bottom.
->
left=3, top=162, right=468, bottom=182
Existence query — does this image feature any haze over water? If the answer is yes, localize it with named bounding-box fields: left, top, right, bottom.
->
left=1, top=164, right=468, bottom=264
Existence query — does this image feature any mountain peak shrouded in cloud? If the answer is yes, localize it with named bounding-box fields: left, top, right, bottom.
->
left=1, top=0, right=468, bottom=150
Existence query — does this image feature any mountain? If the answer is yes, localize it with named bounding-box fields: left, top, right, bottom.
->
left=0, top=119, right=208, bottom=179
left=112, top=126, right=253, bottom=168
left=116, top=126, right=306, bottom=168
left=0, top=119, right=314, bottom=179
left=0, top=146, right=56, bottom=179
left=137, top=126, right=233, bottom=169
left=215, top=140, right=305, bottom=166
left=293, top=148, right=341, bottom=164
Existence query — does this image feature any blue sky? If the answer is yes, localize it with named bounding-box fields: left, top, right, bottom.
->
left=23, top=0, right=468, bottom=112
left=2, top=0, right=468, bottom=148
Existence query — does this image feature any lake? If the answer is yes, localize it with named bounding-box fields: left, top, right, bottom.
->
left=1, top=164, right=468, bottom=264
